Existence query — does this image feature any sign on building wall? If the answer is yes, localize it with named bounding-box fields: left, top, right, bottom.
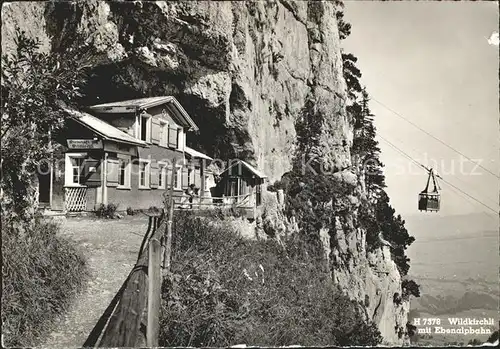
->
left=67, top=139, right=103, bottom=149
left=103, top=141, right=138, bottom=157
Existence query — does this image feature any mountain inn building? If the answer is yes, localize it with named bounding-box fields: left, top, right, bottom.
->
left=38, top=96, right=216, bottom=212
left=37, top=96, right=268, bottom=214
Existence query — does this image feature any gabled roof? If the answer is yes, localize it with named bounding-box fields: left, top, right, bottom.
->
left=88, top=96, right=199, bottom=131
left=62, top=107, right=147, bottom=147
left=222, top=159, right=267, bottom=179
left=185, top=146, right=213, bottom=161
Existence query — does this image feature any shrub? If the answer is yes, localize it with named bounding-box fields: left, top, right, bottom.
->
left=267, top=180, right=285, bottom=193
left=359, top=191, right=417, bottom=278
left=1, top=217, right=88, bottom=347
left=126, top=207, right=135, bottom=216
left=402, top=279, right=420, bottom=300
left=486, top=328, right=499, bottom=343
left=95, top=203, right=119, bottom=219
left=147, top=206, right=161, bottom=215
left=1, top=29, right=92, bottom=223
left=468, top=338, right=483, bottom=345
left=159, top=212, right=382, bottom=347
left=203, top=206, right=243, bottom=220
left=406, top=322, right=417, bottom=338
left=393, top=292, right=402, bottom=305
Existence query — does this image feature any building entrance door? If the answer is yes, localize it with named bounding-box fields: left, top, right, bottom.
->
left=38, top=162, right=51, bottom=206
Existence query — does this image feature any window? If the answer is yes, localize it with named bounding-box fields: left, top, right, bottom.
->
left=228, top=178, right=238, bottom=197
left=140, top=116, right=147, bottom=141
left=119, top=161, right=126, bottom=185
left=158, top=162, right=167, bottom=189
left=159, top=121, right=168, bottom=147
left=65, top=153, right=86, bottom=187
left=172, top=166, right=182, bottom=190
left=71, top=158, right=84, bottom=184
left=138, top=160, right=150, bottom=188
left=139, top=114, right=151, bottom=142
left=117, top=155, right=131, bottom=189
left=158, top=167, right=163, bottom=188
left=173, top=167, right=178, bottom=189
left=239, top=177, right=246, bottom=195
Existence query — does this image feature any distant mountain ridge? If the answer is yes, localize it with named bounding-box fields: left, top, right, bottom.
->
left=413, top=291, right=499, bottom=315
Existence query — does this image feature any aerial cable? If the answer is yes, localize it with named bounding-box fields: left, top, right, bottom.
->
left=371, top=97, right=500, bottom=180
left=376, top=134, right=499, bottom=216
left=377, top=134, right=427, bottom=171
left=441, top=180, right=498, bottom=222
left=377, top=131, right=500, bottom=209
left=435, top=174, right=499, bottom=216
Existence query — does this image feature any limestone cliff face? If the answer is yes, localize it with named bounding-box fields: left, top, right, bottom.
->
left=2, top=1, right=408, bottom=344
left=327, top=207, right=411, bottom=344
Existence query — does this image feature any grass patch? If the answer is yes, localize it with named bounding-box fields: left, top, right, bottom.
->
left=159, top=211, right=382, bottom=346
left=1, top=217, right=89, bottom=347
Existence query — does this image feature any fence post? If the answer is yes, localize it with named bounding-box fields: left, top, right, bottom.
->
left=164, top=220, right=173, bottom=273
left=147, top=238, right=161, bottom=347
left=162, top=158, right=176, bottom=274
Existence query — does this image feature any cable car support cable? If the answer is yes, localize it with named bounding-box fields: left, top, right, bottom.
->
left=371, top=97, right=500, bottom=180
left=377, top=134, right=499, bottom=216
left=377, top=132, right=500, bottom=209
left=439, top=179, right=498, bottom=222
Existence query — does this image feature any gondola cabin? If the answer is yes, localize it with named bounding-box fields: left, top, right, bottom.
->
left=418, top=191, right=440, bottom=212
left=418, top=168, right=441, bottom=212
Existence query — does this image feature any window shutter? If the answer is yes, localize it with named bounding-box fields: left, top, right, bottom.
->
left=78, top=158, right=86, bottom=185
left=151, top=119, right=161, bottom=144
left=150, top=161, right=159, bottom=189
left=81, top=158, right=102, bottom=188
left=194, top=167, right=201, bottom=188
left=168, top=127, right=177, bottom=148
left=134, top=115, right=142, bottom=139
left=107, top=158, right=119, bottom=187
left=177, top=128, right=182, bottom=149
left=182, top=167, right=189, bottom=189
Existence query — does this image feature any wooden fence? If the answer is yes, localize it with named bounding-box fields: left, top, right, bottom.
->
left=83, top=160, right=180, bottom=347
left=82, top=157, right=259, bottom=346
left=82, top=211, right=165, bottom=347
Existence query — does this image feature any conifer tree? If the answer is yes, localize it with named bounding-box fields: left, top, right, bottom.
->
left=336, top=2, right=419, bottom=294
left=354, top=89, right=386, bottom=197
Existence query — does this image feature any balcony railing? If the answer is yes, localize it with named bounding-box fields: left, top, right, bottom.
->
left=170, top=193, right=254, bottom=210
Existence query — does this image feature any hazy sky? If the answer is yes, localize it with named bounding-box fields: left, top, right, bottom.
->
left=342, top=1, right=499, bottom=219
